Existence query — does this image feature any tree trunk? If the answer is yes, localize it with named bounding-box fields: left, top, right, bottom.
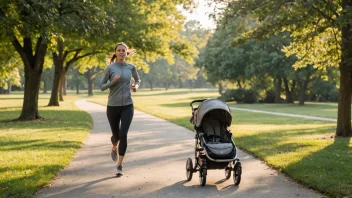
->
left=291, top=80, right=296, bottom=101
left=336, top=1, right=352, bottom=136
left=59, top=79, right=64, bottom=101
left=11, top=36, right=47, bottom=120
left=48, top=41, right=64, bottom=106
left=62, top=74, right=67, bottom=96
left=236, top=80, right=242, bottom=89
left=43, top=80, right=47, bottom=94
left=165, top=81, right=169, bottom=90
left=19, top=68, right=42, bottom=119
left=88, top=77, right=93, bottom=96
left=283, top=77, right=294, bottom=103
left=298, top=80, right=309, bottom=105
left=48, top=69, right=62, bottom=106
left=7, top=81, right=11, bottom=94
left=76, top=83, right=80, bottom=94
left=218, top=82, right=223, bottom=94
left=275, top=77, right=282, bottom=103
left=148, top=79, right=153, bottom=90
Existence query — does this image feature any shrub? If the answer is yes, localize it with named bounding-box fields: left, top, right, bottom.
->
left=219, top=88, right=258, bottom=103
left=309, top=80, right=338, bottom=102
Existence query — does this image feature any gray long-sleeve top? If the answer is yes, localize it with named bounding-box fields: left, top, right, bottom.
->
left=100, top=61, right=141, bottom=106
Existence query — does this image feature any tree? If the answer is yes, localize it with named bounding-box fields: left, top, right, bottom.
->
left=216, top=0, right=352, bottom=136
left=0, top=1, right=110, bottom=120
left=200, top=17, right=255, bottom=91
left=48, top=37, right=100, bottom=106
left=0, top=42, right=21, bottom=94
left=83, top=66, right=102, bottom=96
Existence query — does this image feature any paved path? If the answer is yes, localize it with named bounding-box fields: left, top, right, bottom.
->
left=36, top=100, right=322, bottom=198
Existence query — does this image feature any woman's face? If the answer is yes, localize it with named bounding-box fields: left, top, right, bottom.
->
left=115, top=45, right=127, bottom=60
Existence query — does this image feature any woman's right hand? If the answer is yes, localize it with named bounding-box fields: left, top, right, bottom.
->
left=113, top=75, right=120, bottom=84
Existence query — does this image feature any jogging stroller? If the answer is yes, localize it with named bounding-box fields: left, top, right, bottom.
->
left=186, top=99, right=242, bottom=186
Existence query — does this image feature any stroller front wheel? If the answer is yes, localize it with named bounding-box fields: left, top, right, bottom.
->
left=186, top=158, right=193, bottom=181
left=233, top=161, right=242, bottom=186
left=225, top=166, right=232, bottom=180
left=199, top=167, right=207, bottom=186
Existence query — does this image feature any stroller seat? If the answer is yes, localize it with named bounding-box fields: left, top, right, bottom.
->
left=202, top=118, right=231, bottom=143
left=201, top=118, right=234, bottom=157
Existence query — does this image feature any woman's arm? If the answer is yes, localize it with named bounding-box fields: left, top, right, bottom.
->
left=100, top=66, right=115, bottom=91
left=132, top=65, right=141, bottom=89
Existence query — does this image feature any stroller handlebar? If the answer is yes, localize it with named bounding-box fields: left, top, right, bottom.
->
left=190, top=99, right=206, bottom=110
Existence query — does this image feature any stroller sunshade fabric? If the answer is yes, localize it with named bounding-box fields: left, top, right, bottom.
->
left=194, top=99, right=232, bottom=127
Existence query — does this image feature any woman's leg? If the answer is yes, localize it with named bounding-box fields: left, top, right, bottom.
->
left=117, top=104, right=134, bottom=165
left=106, top=106, right=122, bottom=159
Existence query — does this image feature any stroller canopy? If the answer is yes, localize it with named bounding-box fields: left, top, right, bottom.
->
left=194, top=99, right=232, bottom=127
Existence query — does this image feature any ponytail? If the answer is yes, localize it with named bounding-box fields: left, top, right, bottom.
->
left=107, top=54, right=117, bottom=64
left=107, top=42, right=136, bottom=64
left=110, top=54, right=117, bottom=64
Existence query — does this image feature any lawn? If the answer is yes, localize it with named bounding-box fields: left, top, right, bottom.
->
left=1, top=89, right=351, bottom=197
left=90, top=88, right=352, bottom=197
left=228, top=102, right=344, bottom=119
left=0, top=92, right=92, bottom=198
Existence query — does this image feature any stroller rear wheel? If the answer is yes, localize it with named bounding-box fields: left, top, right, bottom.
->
left=225, top=166, right=232, bottom=180
left=199, top=167, right=207, bottom=186
left=186, top=158, right=193, bottom=181
left=233, top=161, right=242, bottom=186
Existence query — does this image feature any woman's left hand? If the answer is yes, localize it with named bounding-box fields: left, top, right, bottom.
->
left=131, top=85, right=137, bottom=92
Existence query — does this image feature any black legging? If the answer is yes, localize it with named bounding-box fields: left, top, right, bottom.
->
left=106, top=104, right=134, bottom=156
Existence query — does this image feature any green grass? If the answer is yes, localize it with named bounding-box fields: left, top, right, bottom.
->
left=0, top=92, right=92, bottom=198
left=229, top=102, right=344, bottom=119
left=89, top=88, right=352, bottom=197
left=2, top=89, right=351, bottom=197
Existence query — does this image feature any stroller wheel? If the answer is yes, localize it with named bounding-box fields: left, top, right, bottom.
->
left=233, top=162, right=242, bottom=186
left=225, top=166, right=232, bottom=180
left=199, top=168, right=207, bottom=186
left=186, top=158, right=193, bottom=181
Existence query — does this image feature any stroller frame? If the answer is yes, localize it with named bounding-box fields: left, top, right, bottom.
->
left=186, top=99, right=242, bottom=186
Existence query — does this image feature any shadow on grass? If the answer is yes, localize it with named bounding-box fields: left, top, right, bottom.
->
left=161, top=102, right=190, bottom=108
left=0, top=139, right=82, bottom=151
left=284, top=137, right=352, bottom=197
left=234, top=122, right=351, bottom=197
left=0, top=109, right=91, bottom=130
left=0, top=97, right=24, bottom=100
left=0, top=164, right=64, bottom=198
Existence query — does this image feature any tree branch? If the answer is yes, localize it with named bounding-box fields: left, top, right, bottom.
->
left=34, top=36, right=48, bottom=70
left=23, top=38, right=33, bottom=65
left=321, top=0, right=340, bottom=18
left=311, top=4, right=337, bottom=26
left=10, top=35, right=30, bottom=68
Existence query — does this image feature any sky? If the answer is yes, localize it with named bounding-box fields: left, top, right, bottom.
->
left=179, top=0, right=217, bottom=29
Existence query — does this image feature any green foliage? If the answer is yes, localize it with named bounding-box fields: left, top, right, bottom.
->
left=0, top=42, right=21, bottom=89
left=220, top=88, right=258, bottom=103
left=140, top=19, right=211, bottom=89
left=1, top=1, right=111, bottom=39
left=309, top=79, right=339, bottom=102
left=200, top=17, right=255, bottom=85
left=262, top=89, right=276, bottom=103
left=99, top=0, right=197, bottom=67
left=215, top=0, right=347, bottom=69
